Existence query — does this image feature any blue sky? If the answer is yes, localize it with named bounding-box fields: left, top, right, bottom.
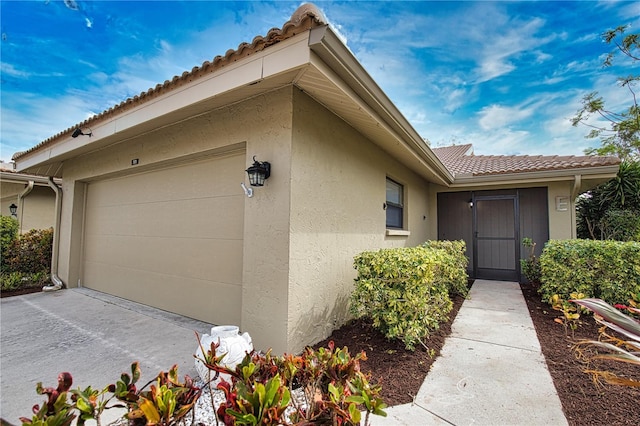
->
left=1, top=1, right=639, bottom=164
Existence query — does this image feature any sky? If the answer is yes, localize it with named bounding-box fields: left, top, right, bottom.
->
left=1, top=0, right=639, bottom=164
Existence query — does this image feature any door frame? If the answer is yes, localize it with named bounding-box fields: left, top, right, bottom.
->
left=471, top=193, right=521, bottom=281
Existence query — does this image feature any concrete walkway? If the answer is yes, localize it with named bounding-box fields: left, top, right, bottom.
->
left=369, top=280, right=568, bottom=426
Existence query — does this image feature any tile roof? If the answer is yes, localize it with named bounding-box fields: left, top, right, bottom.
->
left=14, top=4, right=327, bottom=160
left=432, top=144, right=621, bottom=177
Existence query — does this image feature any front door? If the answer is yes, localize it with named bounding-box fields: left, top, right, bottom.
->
left=473, top=196, right=519, bottom=281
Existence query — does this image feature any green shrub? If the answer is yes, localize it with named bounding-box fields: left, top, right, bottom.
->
left=421, top=240, right=469, bottom=296
left=520, top=237, right=542, bottom=283
left=0, top=215, right=19, bottom=272
left=349, top=245, right=462, bottom=350
left=0, top=272, right=24, bottom=291
left=599, top=209, right=640, bottom=241
left=0, top=271, right=49, bottom=292
left=539, top=239, right=640, bottom=306
left=4, top=228, right=53, bottom=274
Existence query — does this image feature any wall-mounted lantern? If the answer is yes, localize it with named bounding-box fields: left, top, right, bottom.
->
left=246, top=156, right=271, bottom=187
left=241, top=156, right=271, bottom=198
left=468, top=199, right=474, bottom=209
left=9, top=203, right=17, bottom=217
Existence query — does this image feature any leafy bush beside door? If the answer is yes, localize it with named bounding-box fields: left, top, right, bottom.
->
left=350, top=241, right=468, bottom=351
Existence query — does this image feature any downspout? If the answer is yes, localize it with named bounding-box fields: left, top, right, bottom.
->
left=571, top=174, right=582, bottom=199
left=17, top=181, right=35, bottom=234
left=44, top=177, right=65, bottom=292
left=571, top=175, right=582, bottom=240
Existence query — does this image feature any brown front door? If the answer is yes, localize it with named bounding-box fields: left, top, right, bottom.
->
left=473, top=196, right=519, bottom=281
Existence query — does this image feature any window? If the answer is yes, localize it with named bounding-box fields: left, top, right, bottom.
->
left=385, top=178, right=403, bottom=229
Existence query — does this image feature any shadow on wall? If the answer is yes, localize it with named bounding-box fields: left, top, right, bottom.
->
left=290, top=292, right=351, bottom=353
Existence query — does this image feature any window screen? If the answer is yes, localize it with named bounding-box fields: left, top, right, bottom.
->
left=386, top=178, right=403, bottom=229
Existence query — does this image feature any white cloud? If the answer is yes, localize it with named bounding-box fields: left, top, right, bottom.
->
left=477, top=104, right=534, bottom=131
left=0, top=62, right=29, bottom=78
left=1, top=91, right=97, bottom=160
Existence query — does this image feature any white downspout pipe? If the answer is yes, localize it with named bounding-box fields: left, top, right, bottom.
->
left=17, top=181, right=34, bottom=234
left=571, top=175, right=582, bottom=240
left=44, top=177, right=64, bottom=292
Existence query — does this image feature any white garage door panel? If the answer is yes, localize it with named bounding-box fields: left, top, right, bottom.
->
left=83, top=261, right=242, bottom=325
left=83, top=152, right=244, bottom=325
left=83, top=236, right=242, bottom=284
left=85, top=195, right=244, bottom=240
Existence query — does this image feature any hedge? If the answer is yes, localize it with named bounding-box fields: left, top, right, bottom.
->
left=539, top=239, right=640, bottom=306
left=349, top=241, right=468, bottom=350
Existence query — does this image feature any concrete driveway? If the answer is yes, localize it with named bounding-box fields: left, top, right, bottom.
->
left=1, top=288, right=213, bottom=425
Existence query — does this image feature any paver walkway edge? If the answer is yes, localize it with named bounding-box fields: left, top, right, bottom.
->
left=367, top=280, right=568, bottom=426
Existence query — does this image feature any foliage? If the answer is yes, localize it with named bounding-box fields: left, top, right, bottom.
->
left=196, top=339, right=386, bottom=425
left=420, top=240, right=469, bottom=297
left=520, top=237, right=541, bottom=283
left=20, top=372, right=76, bottom=426
left=577, top=160, right=640, bottom=240
left=22, top=341, right=386, bottom=426
left=350, top=245, right=464, bottom=350
left=571, top=25, right=639, bottom=161
left=538, top=239, right=640, bottom=307
left=20, top=363, right=200, bottom=426
left=1, top=215, right=19, bottom=272
left=599, top=209, right=640, bottom=241
left=4, top=228, right=53, bottom=274
left=572, top=298, right=640, bottom=387
left=117, top=363, right=201, bottom=425
left=1, top=271, right=49, bottom=291
left=550, top=293, right=587, bottom=337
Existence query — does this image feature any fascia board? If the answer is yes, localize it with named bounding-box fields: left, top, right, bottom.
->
left=307, top=26, right=454, bottom=184
left=0, top=171, right=60, bottom=186
left=16, top=34, right=312, bottom=171
left=449, top=165, right=620, bottom=188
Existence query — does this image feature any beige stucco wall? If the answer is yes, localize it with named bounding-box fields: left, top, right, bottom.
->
left=48, top=85, right=434, bottom=355
left=287, top=89, right=432, bottom=353
left=0, top=183, right=55, bottom=233
left=546, top=181, right=575, bottom=239
left=56, top=86, right=294, bottom=353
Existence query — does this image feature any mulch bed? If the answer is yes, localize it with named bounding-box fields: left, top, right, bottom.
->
left=312, top=294, right=465, bottom=406
left=313, top=284, right=640, bottom=424
left=0, top=287, right=42, bottom=298
left=521, top=283, right=640, bottom=425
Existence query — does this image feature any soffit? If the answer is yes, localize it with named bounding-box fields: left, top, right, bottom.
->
left=295, top=63, right=448, bottom=184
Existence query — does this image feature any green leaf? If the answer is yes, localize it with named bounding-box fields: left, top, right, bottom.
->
left=348, top=403, right=361, bottom=423
left=345, top=395, right=365, bottom=404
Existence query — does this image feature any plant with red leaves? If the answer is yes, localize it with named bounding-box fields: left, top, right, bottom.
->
left=19, top=372, right=76, bottom=426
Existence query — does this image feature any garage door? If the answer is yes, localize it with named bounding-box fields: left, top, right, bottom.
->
left=82, top=152, right=245, bottom=325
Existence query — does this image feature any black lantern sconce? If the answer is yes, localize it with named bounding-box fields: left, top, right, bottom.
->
left=9, top=203, right=17, bottom=217
left=240, top=156, right=271, bottom=198
left=246, top=156, right=271, bottom=187
left=468, top=199, right=474, bottom=209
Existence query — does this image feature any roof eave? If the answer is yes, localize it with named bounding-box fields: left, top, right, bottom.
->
left=307, top=26, right=453, bottom=186
left=449, top=164, right=620, bottom=188
left=0, top=170, right=61, bottom=186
